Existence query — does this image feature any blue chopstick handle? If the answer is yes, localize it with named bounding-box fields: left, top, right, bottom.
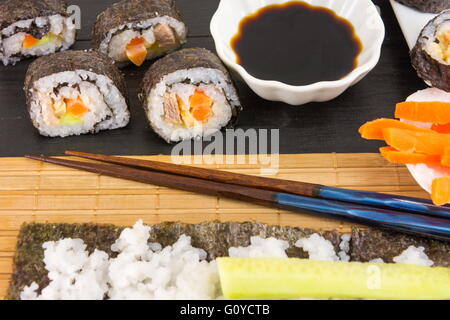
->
left=275, top=193, right=450, bottom=241
left=319, top=186, right=450, bottom=220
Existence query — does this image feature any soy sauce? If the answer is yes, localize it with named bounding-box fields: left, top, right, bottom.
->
left=231, top=1, right=363, bottom=86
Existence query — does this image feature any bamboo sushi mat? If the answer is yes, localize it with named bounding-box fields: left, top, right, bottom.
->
left=0, top=153, right=430, bottom=299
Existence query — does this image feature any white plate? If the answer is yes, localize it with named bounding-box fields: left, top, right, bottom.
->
left=390, top=0, right=437, bottom=50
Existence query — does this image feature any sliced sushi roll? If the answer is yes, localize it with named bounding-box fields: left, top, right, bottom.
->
left=93, top=0, right=187, bottom=67
left=25, top=50, right=130, bottom=138
left=411, top=10, right=450, bottom=92
left=395, top=0, right=449, bottom=14
left=0, top=0, right=76, bottom=66
left=142, top=48, right=241, bottom=143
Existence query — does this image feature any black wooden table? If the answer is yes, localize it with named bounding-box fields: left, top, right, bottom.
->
left=0, top=0, right=426, bottom=157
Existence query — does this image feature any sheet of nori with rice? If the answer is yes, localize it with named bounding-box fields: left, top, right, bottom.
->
left=24, top=50, right=130, bottom=138
left=395, top=0, right=450, bottom=14
left=0, top=0, right=76, bottom=66
left=93, top=0, right=187, bottom=67
left=141, top=48, right=241, bottom=143
left=6, top=221, right=450, bottom=300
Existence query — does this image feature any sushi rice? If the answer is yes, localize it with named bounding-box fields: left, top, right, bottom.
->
left=1, top=11, right=76, bottom=66
left=148, top=68, right=239, bottom=142
left=29, top=70, right=129, bottom=137
left=25, top=50, right=130, bottom=138
left=93, top=0, right=187, bottom=67
left=102, top=17, right=186, bottom=64
left=19, top=220, right=435, bottom=300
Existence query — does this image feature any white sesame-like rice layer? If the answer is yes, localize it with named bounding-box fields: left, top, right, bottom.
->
left=0, top=15, right=76, bottom=66
left=29, top=70, right=130, bottom=137
left=147, top=68, right=240, bottom=142
left=99, top=16, right=187, bottom=58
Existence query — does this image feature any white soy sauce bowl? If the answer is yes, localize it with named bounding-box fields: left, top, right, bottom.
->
left=210, top=0, right=385, bottom=106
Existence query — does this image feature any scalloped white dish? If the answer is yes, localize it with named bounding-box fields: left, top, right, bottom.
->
left=210, top=0, right=385, bottom=106
left=390, top=0, right=437, bottom=50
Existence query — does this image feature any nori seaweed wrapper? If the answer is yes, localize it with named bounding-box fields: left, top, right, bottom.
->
left=6, top=221, right=450, bottom=300
left=0, top=0, right=68, bottom=32
left=411, top=10, right=450, bottom=92
left=351, top=228, right=450, bottom=267
left=142, top=48, right=234, bottom=97
left=92, top=0, right=184, bottom=50
left=395, top=0, right=449, bottom=13
left=141, top=48, right=241, bottom=139
left=24, top=50, right=129, bottom=112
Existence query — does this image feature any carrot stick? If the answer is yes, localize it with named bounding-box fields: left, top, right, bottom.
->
left=383, top=128, right=450, bottom=155
left=441, top=147, right=450, bottom=167
left=359, top=119, right=432, bottom=140
left=395, top=101, right=450, bottom=125
left=432, top=177, right=450, bottom=206
left=66, top=97, right=89, bottom=117
left=432, top=123, right=450, bottom=134
left=126, top=37, right=148, bottom=67
left=379, top=147, right=441, bottom=165
left=23, top=34, right=39, bottom=49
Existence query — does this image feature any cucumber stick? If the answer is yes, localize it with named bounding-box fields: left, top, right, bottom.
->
left=217, top=258, right=450, bottom=300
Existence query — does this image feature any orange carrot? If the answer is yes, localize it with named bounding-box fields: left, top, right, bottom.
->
left=359, top=119, right=432, bottom=140
left=383, top=128, right=450, bottom=155
left=432, top=123, right=450, bottom=134
left=23, top=34, right=39, bottom=49
left=126, top=37, right=148, bottom=67
left=431, top=177, right=450, bottom=206
left=379, top=147, right=441, bottom=165
left=66, top=97, right=89, bottom=117
left=395, top=101, right=450, bottom=125
left=189, top=90, right=213, bottom=122
left=441, top=147, right=450, bottom=167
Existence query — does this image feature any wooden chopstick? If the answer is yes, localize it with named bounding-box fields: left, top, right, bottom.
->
left=25, top=155, right=277, bottom=206
left=25, top=154, right=450, bottom=241
left=64, top=151, right=450, bottom=220
left=65, top=150, right=320, bottom=196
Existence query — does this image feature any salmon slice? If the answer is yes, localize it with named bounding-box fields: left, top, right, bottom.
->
left=395, top=101, right=450, bottom=125
left=383, top=128, right=450, bottom=155
left=431, top=177, right=450, bottom=206
left=379, top=147, right=441, bottom=165
left=66, top=97, right=89, bottom=118
left=189, top=89, right=213, bottom=122
left=359, top=119, right=432, bottom=140
left=126, top=37, right=148, bottom=67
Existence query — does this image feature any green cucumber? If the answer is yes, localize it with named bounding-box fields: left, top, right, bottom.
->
left=217, top=258, right=450, bottom=300
left=59, top=113, right=83, bottom=126
left=35, top=33, right=57, bottom=47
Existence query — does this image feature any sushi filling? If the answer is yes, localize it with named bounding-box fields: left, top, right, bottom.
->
left=39, top=82, right=110, bottom=127
left=109, top=23, right=179, bottom=66
left=29, top=70, right=129, bottom=137
left=426, top=21, right=450, bottom=65
left=0, top=15, right=76, bottom=66
left=163, top=85, right=216, bottom=127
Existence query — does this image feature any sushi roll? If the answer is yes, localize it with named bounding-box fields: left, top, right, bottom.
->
left=0, top=0, right=76, bottom=66
left=395, top=0, right=449, bottom=14
left=141, top=48, right=241, bottom=143
left=93, top=0, right=187, bottom=67
left=24, top=50, right=130, bottom=138
left=411, top=10, right=450, bottom=92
